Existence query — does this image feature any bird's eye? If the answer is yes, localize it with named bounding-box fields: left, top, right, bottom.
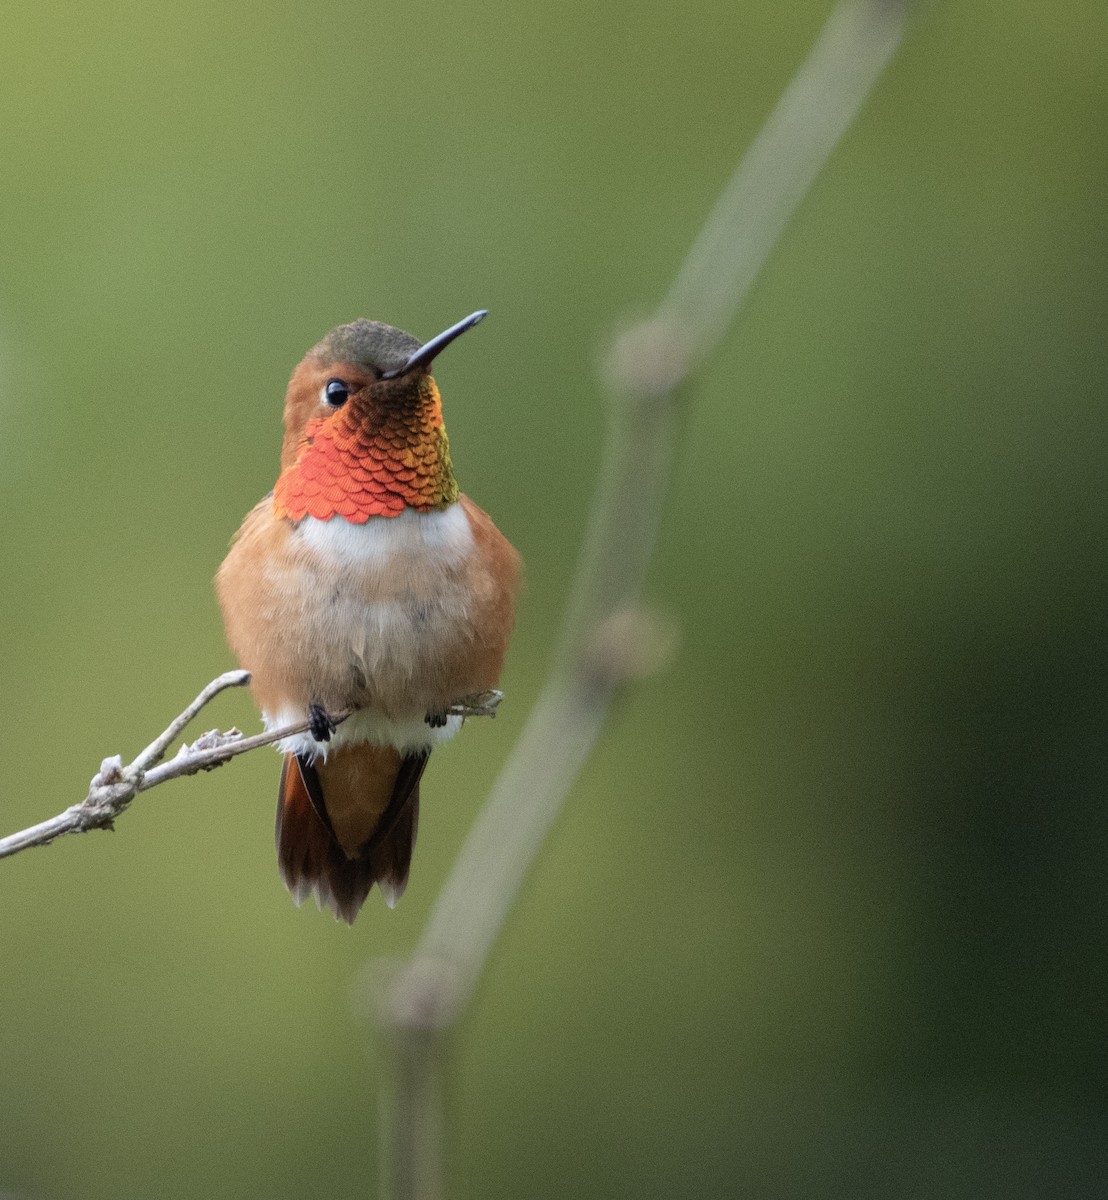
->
left=323, top=379, right=349, bottom=407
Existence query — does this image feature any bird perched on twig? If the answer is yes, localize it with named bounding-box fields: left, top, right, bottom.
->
left=216, top=311, right=520, bottom=923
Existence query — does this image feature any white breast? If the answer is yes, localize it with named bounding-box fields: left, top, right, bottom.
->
left=294, top=502, right=475, bottom=568
left=265, top=503, right=477, bottom=760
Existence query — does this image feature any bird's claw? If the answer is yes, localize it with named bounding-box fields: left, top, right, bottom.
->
left=308, top=703, right=337, bottom=743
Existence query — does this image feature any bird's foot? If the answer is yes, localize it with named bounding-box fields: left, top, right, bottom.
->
left=424, top=708, right=449, bottom=729
left=308, top=703, right=337, bottom=743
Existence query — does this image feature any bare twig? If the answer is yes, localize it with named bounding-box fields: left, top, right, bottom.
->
left=0, top=675, right=503, bottom=861
left=369, top=2, right=920, bottom=1196
left=0, top=671, right=264, bottom=859
left=129, top=671, right=253, bottom=774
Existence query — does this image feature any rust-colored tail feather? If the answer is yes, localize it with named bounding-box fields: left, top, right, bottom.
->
left=275, top=747, right=426, bottom=924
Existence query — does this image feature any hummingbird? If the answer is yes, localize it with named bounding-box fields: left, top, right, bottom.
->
left=215, top=311, right=520, bottom=923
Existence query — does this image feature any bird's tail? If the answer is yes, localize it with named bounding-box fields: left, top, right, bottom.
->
left=275, top=743, right=427, bottom=924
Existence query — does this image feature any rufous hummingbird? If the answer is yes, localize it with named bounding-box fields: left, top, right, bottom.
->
left=216, top=311, right=520, bottom=923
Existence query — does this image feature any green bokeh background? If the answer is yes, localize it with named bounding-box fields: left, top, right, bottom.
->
left=2, top=2, right=1106, bottom=1196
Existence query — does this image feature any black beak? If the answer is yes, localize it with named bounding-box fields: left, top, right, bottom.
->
left=380, top=309, right=488, bottom=380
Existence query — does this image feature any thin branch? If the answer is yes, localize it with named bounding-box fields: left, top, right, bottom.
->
left=369, top=1, right=919, bottom=1195
left=657, top=0, right=915, bottom=369
left=130, top=670, right=252, bottom=774
left=0, top=674, right=503, bottom=862
left=0, top=671, right=251, bottom=861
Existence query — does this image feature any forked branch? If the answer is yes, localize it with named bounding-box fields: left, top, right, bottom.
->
left=0, top=673, right=501, bottom=861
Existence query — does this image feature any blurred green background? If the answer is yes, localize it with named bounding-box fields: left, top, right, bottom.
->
left=1, top=1, right=1106, bottom=1196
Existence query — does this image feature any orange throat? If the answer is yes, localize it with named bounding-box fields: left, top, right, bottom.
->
left=273, top=377, right=459, bottom=522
